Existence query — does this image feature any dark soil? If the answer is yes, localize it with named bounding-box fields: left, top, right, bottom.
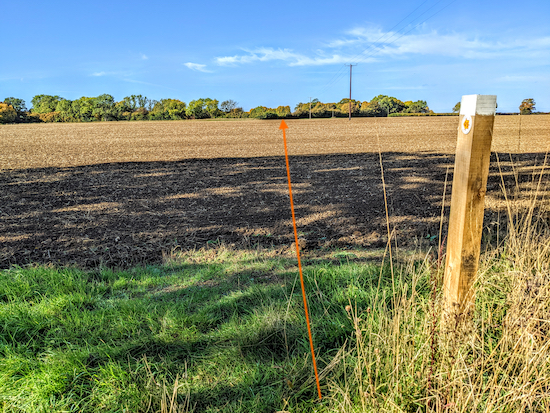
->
left=1, top=151, right=546, bottom=269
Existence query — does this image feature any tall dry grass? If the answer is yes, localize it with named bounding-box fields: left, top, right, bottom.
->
left=320, top=153, right=550, bottom=412
left=125, top=162, right=550, bottom=412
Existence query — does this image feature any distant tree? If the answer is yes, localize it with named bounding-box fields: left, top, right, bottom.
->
left=166, top=100, right=187, bottom=119
left=149, top=104, right=164, bottom=120
left=0, top=103, right=17, bottom=124
left=121, top=95, right=149, bottom=111
left=360, top=101, right=385, bottom=117
left=452, top=102, right=461, bottom=114
left=307, top=98, right=320, bottom=116
left=323, top=103, right=338, bottom=117
left=147, top=99, right=157, bottom=112
left=403, top=100, right=429, bottom=113
left=119, top=95, right=150, bottom=120
left=204, top=98, right=220, bottom=118
left=31, top=95, right=61, bottom=113
left=311, top=102, right=330, bottom=118
left=122, top=96, right=138, bottom=111
left=55, top=98, right=72, bottom=113
left=130, top=107, right=149, bottom=121
left=37, top=112, right=63, bottom=122
left=135, top=95, right=149, bottom=109
left=186, top=99, right=205, bottom=119
left=150, top=99, right=187, bottom=120
left=115, top=100, right=133, bottom=120
left=519, top=98, right=536, bottom=115
left=337, top=98, right=359, bottom=106
left=275, top=106, right=291, bottom=118
left=186, top=98, right=220, bottom=119
left=71, top=97, right=95, bottom=121
left=220, top=100, right=238, bottom=113
left=55, top=99, right=74, bottom=121
left=339, top=101, right=360, bottom=116
left=227, top=107, right=245, bottom=118
left=293, top=102, right=305, bottom=112
left=249, top=106, right=268, bottom=119
left=370, top=95, right=405, bottom=116
left=91, top=94, right=116, bottom=121
left=293, top=102, right=309, bottom=117
left=21, top=113, right=42, bottom=123
left=3, top=97, right=26, bottom=115
left=291, top=100, right=344, bottom=118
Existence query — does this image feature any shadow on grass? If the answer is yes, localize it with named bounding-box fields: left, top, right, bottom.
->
left=0, top=254, right=399, bottom=411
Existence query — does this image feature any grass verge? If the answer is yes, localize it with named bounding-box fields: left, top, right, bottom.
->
left=2, top=202, right=550, bottom=412
left=0, top=246, right=397, bottom=412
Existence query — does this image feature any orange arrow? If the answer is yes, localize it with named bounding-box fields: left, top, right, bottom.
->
left=280, top=120, right=322, bottom=400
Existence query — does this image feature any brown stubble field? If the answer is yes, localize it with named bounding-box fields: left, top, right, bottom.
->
left=1, top=115, right=549, bottom=268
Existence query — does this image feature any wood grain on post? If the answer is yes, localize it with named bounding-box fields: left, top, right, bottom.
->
left=443, top=95, right=497, bottom=319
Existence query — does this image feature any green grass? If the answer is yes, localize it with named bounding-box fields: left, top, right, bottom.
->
left=2, top=225, right=550, bottom=412
left=0, top=247, right=404, bottom=412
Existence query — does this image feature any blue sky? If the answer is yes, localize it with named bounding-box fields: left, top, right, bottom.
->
left=2, top=0, right=549, bottom=112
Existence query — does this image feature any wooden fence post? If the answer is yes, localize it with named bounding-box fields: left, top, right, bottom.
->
left=443, top=94, right=497, bottom=321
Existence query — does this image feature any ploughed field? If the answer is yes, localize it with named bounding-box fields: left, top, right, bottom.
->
left=1, top=116, right=549, bottom=268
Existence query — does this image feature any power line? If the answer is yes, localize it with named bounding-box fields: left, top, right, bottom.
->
left=317, top=66, right=349, bottom=97
left=352, top=0, right=459, bottom=67
left=317, top=0, right=441, bottom=96
left=345, top=0, right=437, bottom=66
left=315, top=0, right=459, bottom=99
left=317, top=64, right=348, bottom=95
left=316, top=0, right=438, bottom=98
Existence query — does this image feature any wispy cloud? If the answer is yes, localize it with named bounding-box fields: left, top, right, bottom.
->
left=327, top=27, right=499, bottom=59
left=496, top=75, right=549, bottom=83
left=140, top=53, right=149, bottom=60
left=184, top=62, right=213, bottom=73
left=216, top=47, right=372, bottom=67
left=90, top=70, right=133, bottom=78
left=327, top=27, right=390, bottom=48
left=329, top=27, right=550, bottom=60
left=214, top=29, right=550, bottom=68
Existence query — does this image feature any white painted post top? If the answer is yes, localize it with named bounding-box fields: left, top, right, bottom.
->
left=460, top=95, right=497, bottom=116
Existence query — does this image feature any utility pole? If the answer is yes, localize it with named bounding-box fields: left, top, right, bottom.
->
left=348, top=64, right=357, bottom=121
left=309, top=97, right=312, bottom=119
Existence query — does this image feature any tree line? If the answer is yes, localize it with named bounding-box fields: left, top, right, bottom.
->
left=0, top=94, right=431, bottom=124
left=0, top=94, right=540, bottom=124
left=0, top=95, right=227, bottom=124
